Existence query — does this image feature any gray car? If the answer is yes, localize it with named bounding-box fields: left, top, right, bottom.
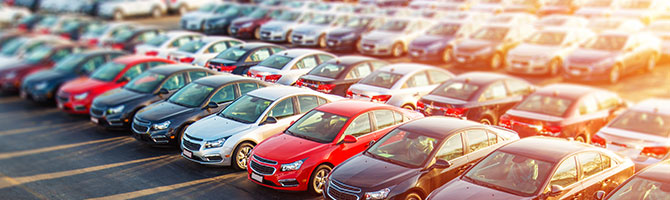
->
left=247, top=49, right=336, bottom=86
left=290, top=13, right=350, bottom=48
left=180, top=3, right=232, bottom=32
left=259, top=10, right=314, bottom=43
left=358, top=17, right=435, bottom=57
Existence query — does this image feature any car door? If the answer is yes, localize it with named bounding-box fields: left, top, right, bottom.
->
left=476, top=81, right=510, bottom=122
left=422, top=133, right=467, bottom=192
left=399, top=70, right=434, bottom=103
left=261, top=96, right=297, bottom=139
left=203, top=83, right=237, bottom=116
left=334, top=112, right=374, bottom=165
left=575, top=151, right=610, bottom=199
left=288, top=55, right=319, bottom=83
left=340, top=62, right=374, bottom=95
left=158, top=72, right=187, bottom=97
left=544, top=156, right=584, bottom=200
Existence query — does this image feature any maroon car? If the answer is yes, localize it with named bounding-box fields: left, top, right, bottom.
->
left=428, top=137, right=635, bottom=200
left=498, top=84, right=626, bottom=143
left=228, top=7, right=285, bottom=39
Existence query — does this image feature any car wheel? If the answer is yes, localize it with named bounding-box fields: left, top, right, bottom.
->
left=480, top=117, right=493, bottom=125
left=548, top=58, right=561, bottom=76
left=114, top=10, right=124, bottom=21
left=318, top=34, right=327, bottom=48
left=232, top=142, right=254, bottom=170
left=285, top=30, right=293, bottom=43
left=152, top=7, right=162, bottom=18
left=646, top=54, right=657, bottom=72
left=309, top=164, right=331, bottom=195
left=178, top=4, right=188, bottom=15
left=254, top=28, right=261, bottom=40
left=402, top=104, right=415, bottom=110
left=442, top=47, right=453, bottom=63
left=609, top=64, right=621, bottom=84
left=392, top=43, right=404, bottom=57
left=405, top=192, right=422, bottom=200
left=490, top=52, right=503, bottom=70
left=575, top=134, right=590, bottom=143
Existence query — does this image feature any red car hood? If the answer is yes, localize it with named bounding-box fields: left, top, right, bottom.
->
left=60, top=77, right=110, bottom=94
left=253, top=133, right=331, bottom=163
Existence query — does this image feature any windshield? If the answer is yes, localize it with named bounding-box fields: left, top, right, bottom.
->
left=608, top=177, right=670, bottom=200
left=215, top=47, right=247, bottom=61
left=589, top=19, right=622, bottom=31
left=23, top=46, right=52, bottom=63
left=274, top=11, right=300, bottom=21
left=583, top=0, right=612, bottom=7
left=219, top=95, right=273, bottom=124
left=464, top=151, right=554, bottom=197
left=426, top=23, right=461, bottom=36
left=581, top=35, right=627, bottom=51
left=524, top=31, right=566, bottom=45
left=620, top=0, right=651, bottom=9
left=53, top=54, right=86, bottom=72
left=377, top=20, right=408, bottom=32
left=431, top=81, right=480, bottom=101
left=359, top=71, right=403, bottom=89
left=123, top=72, right=166, bottom=93
left=309, top=14, right=335, bottom=25
left=222, top=6, right=241, bottom=16
left=515, top=94, right=574, bottom=117
left=178, top=40, right=206, bottom=53
left=257, top=55, right=292, bottom=69
left=471, top=27, right=509, bottom=41
left=286, top=110, right=349, bottom=143
left=90, top=62, right=125, bottom=82
left=308, top=63, right=345, bottom=79
left=0, top=38, right=27, bottom=56
left=168, top=83, right=214, bottom=108
left=248, top=8, right=268, bottom=19
left=609, top=110, right=670, bottom=137
left=343, top=17, right=372, bottom=28
left=145, top=35, right=168, bottom=47
left=367, top=129, right=439, bottom=168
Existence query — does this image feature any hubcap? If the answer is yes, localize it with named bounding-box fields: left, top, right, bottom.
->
left=443, top=49, right=452, bottom=62
left=610, top=67, right=619, bottom=83
left=236, top=146, right=251, bottom=169
left=491, top=54, right=501, bottom=69
left=313, top=168, right=329, bottom=194
left=393, top=44, right=402, bottom=57
left=576, top=136, right=585, bottom=143
left=254, top=29, right=260, bottom=40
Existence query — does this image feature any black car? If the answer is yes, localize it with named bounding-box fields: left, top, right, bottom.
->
left=131, top=75, right=270, bottom=146
left=205, top=42, right=286, bottom=75
left=106, top=27, right=164, bottom=52
left=90, top=65, right=215, bottom=130
left=325, top=117, right=519, bottom=200
left=296, top=56, right=388, bottom=97
left=21, top=50, right=127, bottom=102
left=417, top=72, right=534, bottom=125
left=202, top=4, right=257, bottom=35
left=325, top=15, right=379, bottom=52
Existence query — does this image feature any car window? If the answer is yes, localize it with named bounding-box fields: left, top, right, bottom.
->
left=404, top=71, right=430, bottom=88
left=480, top=81, right=508, bottom=101
left=294, top=55, right=318, bottom=70
left=51, top=49, right=72, bottom=62
left=318, top=54, right=334, bottom=63
left=162, top=73, right=186, bottom=91
left=238, top=82, right=259, bottom=95
left=427, top=70, right=451, bottom=84
left=346, top=63, right=372, bottom=80
left=466, top=129, right=489, bottom=152
left=549, top=156, right=578, bottom=188
left=487, top=131, right=498, bottom=145
left=436, top=133, right=464, bottom=161
left=138, top=31, right=157, bottom=42
left=601, top=153, right=611, bottom=169
left=373, top=110, right=395, bottom=130
left=370, top=61, right=387, bottom=70
left=271, top=47, right=285, bottom=53
left=207, top=42, right=229, bottom=53
left=343, top=113, right=372, bottom=137
left=80, top=55, right=106, bottom=74
left=210, top=84, right=235, bottom=104
left=393, top=111, right=404, bottom=124
left=148, top=62, right=168, bottom=67
left=248, top=48, right=271, bottom=62
left=595, top=93, right=620, bottom=110
left=579, top=95, right=599, bottom=115
left=269, top=97, right=295, bottom=119
left=577, top=152, right=603, bottom=179
left=188, top=71, right=208, bottom=81
left=122, top=63, right=148, bottom=80
left=227, top=40, right=243, bottom=48
left=297, top=95, right=319, bottom=113
left=506, top=79, right=531, bottom=96
left=171, top=37, right=191, bottom=48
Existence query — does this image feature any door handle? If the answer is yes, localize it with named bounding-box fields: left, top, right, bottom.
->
left=413, top=92, right=420, bottom=97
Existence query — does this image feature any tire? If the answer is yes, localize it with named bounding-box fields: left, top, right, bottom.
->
left=575, top=134, right=590, bottom=144
left=548, top=58, right=561, bottom=76
left=177, top=124, right=190, bottom=147
left=178, top=4, right=188, bottom=15
left=402, top=104, right=415, bottom=110
left=391, top=42, right=404, bottom=57
left=232, top=142, right=254, bottom=170
left=285, top=30, right=293, bottom=43
left=490, top=52, right=503, bottom=70
left=405, top=192, right=423, bottom=200
left=442, top=47, right=453, bottom=63
left=609, top=64, right=621, bottom=84
left=253, top=28, right=261, bottom=40
left=151, top=7, right=162, bottom=18
left=308, top=164, right=332, bottom=195
left=646, top=54, right=657, bottom=72
left=318, top=34, right=327, bottom=48
left=113, top=10, right=124, bottom=21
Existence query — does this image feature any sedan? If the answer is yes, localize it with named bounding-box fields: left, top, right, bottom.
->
left=427, top=137, right=635, bottom=200
left=181, top=86, right=341, bottom=169
left=611, top=0, right=670, bottom=24
left=180, top=3, right=232, bottom=32
left=259, top=10, right=313, bottom=43
left=97, top=0, right=167, bottom=21
left=599, top=160, right=670, bottom=200
left=408, top=19, right=483, bottom=63
left=167, top=36, right=243, bottom=67
left=228, top=7, right=284, bottom=39
left=418, top=72, right=534, bottom=125
left=201, top=4, right=257, bottom=35
left=79, top=22, right=134, bottom=47
left=451, top=24, right=536, bottom=69
left=646, top=20, right=670, bottom=58
left=499, top=83, right=627, bottom=143
left=296, top=56, right=388, bottom=97
left=358, top=17, right=435, bottom=57
left=325, top=15, right=381, bottom=52
left=484, top=12, right=538, bottom=26
left=347, top=63, right=454, bottom=110
left=533, top=15, right=588, bottom=29
left=205, top=42, right=286, bottom=75
left=325, top=117, right=519, bottom=200
left=290, top=13, right=350, bottom=48
left=106, top=27, right=164, bottom=53
left=538, top=0, right=584, bottom=16
left=247, top=49, right=335, bottom=86
left=132, top=75, right=270, bottom=146
left=248, top=100, right=423, bottom=195
left=91, top=65, right=214, bottom=130
left=134, top=31, right=203, bottom=59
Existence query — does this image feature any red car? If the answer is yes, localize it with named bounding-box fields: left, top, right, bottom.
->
left=0, top=43, right=84, bottom=92
left=56, top=55, right=174, bottom=114
left=247, top=100, right=423, bottom=195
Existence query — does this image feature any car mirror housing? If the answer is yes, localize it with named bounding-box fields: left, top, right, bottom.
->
left=157, top=88, right=169, bottom=95
left=548, top=185, right=564, bottom=197
left=206, top=102, right=218, bottom=109
left=262, top=116, right=277, bottom=125
left=594, top=190, right=606, bottom=200
left=342, top=135, right=357, bottom=144
left=432, top=159, right=451, bottom=169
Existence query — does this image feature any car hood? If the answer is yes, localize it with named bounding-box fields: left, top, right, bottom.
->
left=411, top=35, right=455, bottom=48
left=567, top=48, right=617, bottom=65
left=60, top=77, right=110, bottom=94
left=182, top=12, right=216, bottom=21
left=24, top=69, right=70, bottom=84
left=300, top=74, right=335, bottom=83
left=509, top=44, right=561, bottom=58
left=421, top=94, right=468, bottom=107
left=455, top=39, right=495, bottom=53
left=328, top=27, right=363, bottom=38
left=262, top=21, right=294, bottom=31
left=136, top=101, right=199, bottom=122
left=331, top=154, right=419, bottom=189
left=253, top=133, right=331, bottom=163
left=430, top=179, right=525, bottom=200
left=186, top=115, right=254, bottom=140
left=94, top=88, right=151, bottom=106
left=294, top=24, right=330, bottom=34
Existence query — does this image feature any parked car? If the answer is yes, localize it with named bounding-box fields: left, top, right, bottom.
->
left=0, top=4, right=30, bottom=27
left=181, top=86, right=341, bottom=169
left=575, top=0, right=623, bottom=18
left=434, top=0, right=477, bottom=11
left=325, top=117, right=519, bottom=200
left=441, top=11, right=493, bottom=22
left=611, top=0, right=670, bottom=24
left=167, top=0, right=218, bottom=15
left=247, top=49, right=336, bottom=86
left=290, top=13, right=350, bottom=48
left=647, top=20, right=670, bottom=58
left=14, top=0, right=42, bottom=11
left=53, top=19, right=100, bottom=41
left=451, top=24, right=536, bottom=69
left=91, top=65, right=214, bottom=130
left=79, top=22, right=134, bottom=47
left=258, top=10, right=312, bottom=43
left=106, top=27, right=164, bottom=52
left=0, top=35, right=66, bottom=64
left=205, top=42, right=286, bottom=75
left=201, top=3, right=257, bottom=35
left=468, top=0, right=507, bottom=13
left=418, top=72, right=534, bottom=125
left=598, top=160, right=670, bottom=200
left=325, top=15, right=381, bottom=52
left=56, top=55, right=173, bottom=114
left=98, top=0, right=167, bottom=21
left=229, top=7, right=285, bottom=39
left=167, top=36, right=243, bottom=67
left=132, top=75, right=270, bottom=146
left=296, top=56, right=389, bottom=97
left=592, top=98, right=670, bottom=170
left=427, top=137, right=635, bottom=200
left=588, top=17, right=645, bottom=33
left=499, top=83, right=627, bottom=143
left=533, top=15, right=588, bottom=29
left=248, top=100, right=423, bottom=195
left=21, top=50, right=127, bottom=102
left=358, top=17, right=435, bottom=57
left=180, top=3, right=232, bottom=32
left=408, top=19, right=483, bottom=63
left=563, top=31, right=661, bottom=83
left=32, top=15, right=78, bottom=35
left=348, top=63, right=454, bottom=110
left=505, top=28, right=595, bottom=76
left=134, top=31, right=203, bottom=59
left=538, top=0, right=584, bottom=16
left=0, top=43, right=84, bottom=92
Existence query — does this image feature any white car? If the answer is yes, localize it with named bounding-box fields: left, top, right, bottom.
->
left=0, top=35, right=67, bottom=64
left=612, top=0, right=670, bottom=24
left=358, top=17, right=436, bottom=57
left=247, top=49, right=336, bottom=86
left=166, top=0, right=219, bottom=15
left=98, top=0, right=168, bottom=21
left=134, top=31, right=203, bottom=59
left=290, top=12, right=350, bottom=48
left=259, top=10, right=314, bottom=43
left=167, top=36, right=244, bottom=67
left=0, top=5, right=30, bottom=27
left=575, top=0, right=625, bottom=18
left=79, top=22, right=135, bottom=47
left=181, top=86, right=342, bottom=169
left=179, top=2, right=231, bottom=32
left=534, top=14, right=588, bottom=29
left=347, top=63, right=454, bottom=110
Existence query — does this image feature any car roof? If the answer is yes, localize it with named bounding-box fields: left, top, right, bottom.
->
left=499, top=137, right=595, bottom=162
left=452, top=72, right=516, bottom=86
left=112, top=55, right=166, bottom=64
left=193, top=75, right=257, bottom=87
left=275, top=48, right=330, bottom=57
left=398, top=116, right=484, bottom=138
left=79, top=49, right=126, bottom=56
left=247, top=86, right=323, bottom=101
left=534, top=84, right=601, bottom=100
left=148, top=64, right=206, bottom=75
left=630, top=98, right=670, bottom=116
left=378, top=63, right=441, bottom=75
left=165, top=30, right=202, bottom=37
left=315, top=100, right=397, bottom=118
left=599, top=30, right=634, bottom=37
left=637, top=161, right=670, bottom=182
left=327, top=56, right=378, bottom=65
left=540, top=27, right=581, bottom=33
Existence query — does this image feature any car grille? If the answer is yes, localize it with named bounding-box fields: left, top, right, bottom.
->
left=58, top=93, right=69, bottom=103
left=182, top=139, right=201, bottom=151
left=250, top=160, right=275, bottom=175
left=253, top=155, right=277, bottom=165
left=327, top=180, right=360, bottom=200
left=184, top=133, right=203, bottom=142
left=330, top=179, right=361, bottom=193
left=132, top=118, right=150, bottom=133
left=90, top=107, right=104, bottom=117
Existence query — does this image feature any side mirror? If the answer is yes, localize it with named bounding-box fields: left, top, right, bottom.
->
left=548, top=185, right=564, bottom=197
left=431, top=159, right=451, bottom=169
left=116, top=77, right=130, bottom=83
left=594, top=190, right=606, bottom=200
left=262, top=116, right=277, bottom=125
left=342, top=135, right=358, bottom=144
left=156, top=88, right=169, bottom=95
left=206, top=101, right=218, bottom=109
left=368, top=140, right=376, bottom=147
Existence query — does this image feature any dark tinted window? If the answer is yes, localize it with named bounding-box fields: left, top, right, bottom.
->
left=238, top=82, right=259, bottom=95
left=549, top=156, right=578, bottom=188
left=162, top=73, right=186, bottom=90
left=210, top=84, right=236, bottom=103
left=269, top=97, right=295, bottom=119
left=81, top=55, right=106, bottom=74
left=122, top=63, right=148, bottom=80
left=188, top=71, right=208, bottom=81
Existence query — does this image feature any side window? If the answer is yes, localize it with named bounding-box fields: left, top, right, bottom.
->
left=404, top=71, right=430, bottom=88
left=487, top=131, right=497, bottom=145
left=427, top=70, right=451, bottom=84
left=435, top=134, right=464, bottom=161
left=317, top=97, right=328, bottom=105
left=370, top=61, right=387, bottom=70
left=227, top=40, right=242, bottom=48
left=579, top=96, right=599, bottom=115
left=207, top=42, right=229, bottom=53
left=297, top=95, right=319, bottom=113
left=269, top=97, right=295, bottom=119
left=162, top=73, right=186, bottom=90
left=393, top=111, right=404, bottom=124
left=210, top=84, right=236, bottom=104
left=238, top=82, right=259, bottom=95
left=578, top=152, right=603, bottom=179
left=373, top=110, right=395, bottom=130
left=122, top=63, right=148, bottom=80
left=549, top=156, right=578, bottom=188
left=271, top=47, right=285, bottom=53
left=345, top=63, right=372, bottom=80
left=80, top=56, right=105, bottom=74
left=466, top=129, right=489, bottom=152
left=343, top=113, right=372, bottom=137
left=51, top=49, right=71, bottom=62
left=318, top=54, right=335, bottom=63
left=480, top=81, right=508, bottom=101
left=171, top=37, right=191, bottom=48
left=249, top=48, right=271, bottom=62
left=601, top=153, right=611, bottom=169
left=294, top=56, right=318, bottom=70
left=506, top=79, right=531, bottom=96
left=139, top=32, right=157, bottom=42
left=148, top=62, right=168, bottom=67
left=188, top=71, right=208, bottom=81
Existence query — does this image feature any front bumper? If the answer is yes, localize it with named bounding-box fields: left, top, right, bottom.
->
left=259, top=30, right=288, bottom=42
left=180, top=135, right=232, bottom=166
left=326, top=37, right=358, bottom=51
left=89, top=106, right=131, bottom=129
left=358, top=42, right=393, bottom=56
left=229, top=26, right=255, bottom=38
left=247, top=155, right=310, bottom=191
left=452, top=52, right=493, bottom=67
left=291, top=33, right=319, bottom=46
left=131, top=118, right=177, bottom=145
left=56, top=94, right=91, bottom=114
left=408, top=47, right=443, bottom=61
left=0, top=78, right=22, bottom=91
left=562, top=65, right=610, bottom=81
left=21, top=86, right=54, bottom=102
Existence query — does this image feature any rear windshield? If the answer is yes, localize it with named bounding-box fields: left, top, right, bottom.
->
left=178, top=40, right=206, bottom=53
left=215, top=47, right=248, bottom=61
left=307, top=63, right=345, bottom=79
left=515, top=94, right=574, bottom=117
left=359, top=71, right=403, bottom=89
left=257, top=55, right=293, bottom=70
left=145, top=35, right=169, bottom=47
left=431, top=81, right=480, bottom=101
left=609, top=110, right=670, bottom=137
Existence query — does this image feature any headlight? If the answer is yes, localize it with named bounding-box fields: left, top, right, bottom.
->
left=107, top=105, right=124, bottom=115
left=5, top=71, right=16, bottom=79
left=74, top=92, right=88, bottom=100
left=280, top=159, right=305, bottom=171
left=152, top=121, right=171, bottom=130
left=203, top=138, right=225, bottom=149
left=364, top=188, right=391, bottom=200
left=34, top=82, right=47, bottom=90
left=241, top=22, right=253, bottom=28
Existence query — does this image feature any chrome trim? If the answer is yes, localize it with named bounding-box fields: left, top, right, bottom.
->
left=253, top=155, right=278, bottom=165
left=327, top=180, right=360, bottom=200
left=278, top=179, right=299, bottom=187
left=330, top=179, right=362, bottom=193
left=250, top=160, right=276, bottom=176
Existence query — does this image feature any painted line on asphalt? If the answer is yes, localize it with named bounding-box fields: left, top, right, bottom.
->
left=0, top=136, right=127, bottom=160
left=86, top=173, right=239, bottom=200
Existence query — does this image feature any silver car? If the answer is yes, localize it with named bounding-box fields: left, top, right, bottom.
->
left=98, top=0, right=168, bottom=21
left=259, top=10, right=313, bottom=43
left=533, top=14, right=588, bottom=29
left=358, top=17, right=436, bottom=57
left=167, top=36, right=243, bottom=67
left=574, top=0, right=626, bottom=18
left=247, top=49, right=336, bottom=86
left=134, top=31, right=203, bottom=59
left=290, top=13, right=350, bottom=48
left=79, top=22, right=135, bottom=47
left=647, top=20, right=670, bottom=57
left=347, top=63, right=454, bottom=110
left=181, top=86, right=342, bottom=169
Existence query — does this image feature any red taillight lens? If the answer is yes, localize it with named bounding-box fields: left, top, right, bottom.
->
left=371, top=95, right=392, bottom=103
left=145, top=51, right=158, bottom=56
left=17, top=24, right=27, bottom=31
left=179, top=57, right=195, bottom=63
left=541, top=125, right=561, bottom=136
left=417, top=101, right=425, bottom=109
left=641, top=146, right=670, bottom=159
left=295, top=79, right=304, bottom=86
left=246, top=71, right=253, bottom=76
left=346, top=89, right=353, bottom=98
left=264, top=74, right=282, bottom=83
left=317, top=84, right=335, bottom=93
left=60, top=33, right=71, bottom=39
left=220, top=65, right=237, bottom=73
left=445, top=107, right=468, bottom=118
left=499, top=114, right=512, bottom=128
left=88, top=39, right=99, bottom=46
left=591, top=134, right=606, bottom=147
left=112, top=43, right=124, bottom=50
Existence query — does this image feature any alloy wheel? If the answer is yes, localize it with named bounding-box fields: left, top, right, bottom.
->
left=490, top=53, right=502, bottom=69
left=235, top=145, right=252, bottom=170
left=442, top=48, right=453, bottom=63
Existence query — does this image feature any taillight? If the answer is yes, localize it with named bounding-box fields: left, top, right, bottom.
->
left=112, top=43, right=124, bottom=50
left=445, top=107, right=468, bottom=118
left=60, top=33, right=71, bottom=39
left=416, top=101, right=425, bottom=109
left=264, top=74, right=282, bottom=83
left=317, top=84, right=335, bottom=93
left=179, top=57, right=195, bottom=63
left=641, top=146, right=670, bottom=159
left=220, top=65, right=237, bottom=73
left=246, top=71, right=253, bottom=77
left=17, top=24, right=27, bottom=31
left=346, top=89, right=353, bottom=98
left=145, top=51, right=158, bottom=56
left=499, top=114, right=511, bottom=128
left=295, top=79, right=304, bottom=86
left=371, top=95, right=392, bottom=103
left=88, top=39, right=99, bottom=46
left=540, top=125, right=561, bottom=136
left=591, top=134, right=606, bottom=148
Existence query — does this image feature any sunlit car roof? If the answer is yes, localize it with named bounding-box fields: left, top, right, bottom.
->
left=499, top=137, right=595, bottom=162
left=451, top=72, right=517, bottom=86
left=378, top=63, right=438, bottom=75
left=636, top=161, right=670, bottom=182
left=315, top=100, right=397, bottom=118
left=246, top=86, right=325, bottom=101
left=398, top=116, right=484, bottom=138
left=534, top=83, right=602, bottom=100
left=630, top=99, right=670, bottom=116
